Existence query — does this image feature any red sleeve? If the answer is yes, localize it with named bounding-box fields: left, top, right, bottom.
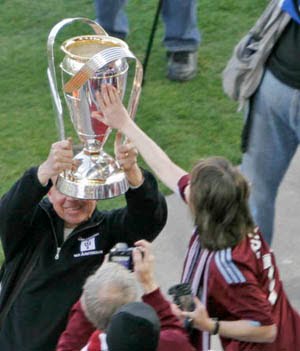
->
left=177, top=174, right=190, bottom=203
left=219, top=282, right=275, bottom=326
left=142, top=288, right=195, bottom=351
left=210, top=258, right=275, bottom=327
left=56, top=300, right=96, bottom=351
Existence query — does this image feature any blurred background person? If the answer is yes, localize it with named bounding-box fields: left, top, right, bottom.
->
left=240, top=0, right=300, bottom=245
left=94, top=0, right=200, bottom=81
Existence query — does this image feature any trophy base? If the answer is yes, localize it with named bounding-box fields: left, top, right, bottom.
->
left=55, top=150, right=129, bottom=200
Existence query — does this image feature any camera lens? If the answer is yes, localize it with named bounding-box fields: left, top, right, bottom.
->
left=113, top=243, right=129, bottom=251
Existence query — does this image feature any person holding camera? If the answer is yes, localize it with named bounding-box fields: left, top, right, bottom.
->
left=93, top=84, right=300, bottom=351
left=57, top=240, right=195, bottom=351
left=57, top=259, right=139, bottom=351
left=0, top=134, right=167, bottom=351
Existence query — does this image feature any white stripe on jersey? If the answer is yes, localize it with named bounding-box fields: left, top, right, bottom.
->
left=215, top=248, right=246, bottom=284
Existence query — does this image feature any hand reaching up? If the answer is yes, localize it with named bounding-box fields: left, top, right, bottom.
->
left=95, top=85, right=131, bottom=132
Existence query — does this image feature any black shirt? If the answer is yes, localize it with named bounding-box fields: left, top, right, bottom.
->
left=267, top=20, right=300, bottom=89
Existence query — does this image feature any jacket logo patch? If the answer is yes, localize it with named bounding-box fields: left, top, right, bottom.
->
left=73, top=233, right=103, bottom=258
left=80, top=238, right=96, bottom=252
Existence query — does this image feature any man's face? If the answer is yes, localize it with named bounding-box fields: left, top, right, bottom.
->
left=48, top=186, right=97, bottom=228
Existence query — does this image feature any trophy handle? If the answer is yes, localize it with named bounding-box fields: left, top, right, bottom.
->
left=47, top=17, right=108, bottom=140
left=127, top=57, right=143, bottom=121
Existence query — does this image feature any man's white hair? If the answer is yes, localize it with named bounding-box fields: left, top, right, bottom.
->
left=82, top=262, right=138, bottom=330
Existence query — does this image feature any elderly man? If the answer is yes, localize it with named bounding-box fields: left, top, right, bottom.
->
left=0, top=136, right=167, bottom=351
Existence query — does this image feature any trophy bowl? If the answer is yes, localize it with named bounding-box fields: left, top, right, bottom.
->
left=47, top=18, right=143, bottom=199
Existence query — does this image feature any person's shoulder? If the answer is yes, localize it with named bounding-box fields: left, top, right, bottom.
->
left=244, top=227, right=273, bottom=262
left=213, top=228, right=273, bottom=283
left=176, top=173, right=190, bottom=202
left=89, top=208, right=106, bottom=223
left=212, top=246, right=248, bottom=285
left=211, top=231, right=263, bottom=285
left=37, top=197, right=54, bottom=217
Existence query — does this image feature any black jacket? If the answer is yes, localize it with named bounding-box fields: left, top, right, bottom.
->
left=0, top=167, right=167, bottom=351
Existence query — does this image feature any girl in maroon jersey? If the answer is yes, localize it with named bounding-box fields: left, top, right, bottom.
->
left=95, top=84, right=300, bottom=351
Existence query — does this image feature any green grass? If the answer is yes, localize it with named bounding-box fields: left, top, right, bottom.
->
left=0, top=0, right=266, bottom=262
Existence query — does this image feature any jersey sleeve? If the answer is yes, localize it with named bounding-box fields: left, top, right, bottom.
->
left=177, top=174, right=191, bottom=203
left=210, top=252, right=275, bottom=327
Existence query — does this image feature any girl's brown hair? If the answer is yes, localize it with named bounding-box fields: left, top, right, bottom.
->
left=189, top=156, right=254, bottom=250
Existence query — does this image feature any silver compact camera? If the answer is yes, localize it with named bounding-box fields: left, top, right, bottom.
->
left=108, top=242, right=134, bottom=271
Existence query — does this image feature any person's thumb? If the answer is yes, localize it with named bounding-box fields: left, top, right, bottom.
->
left=114, top=131, right=125, bottom=157
left=114, top=131, right=123, bottom=149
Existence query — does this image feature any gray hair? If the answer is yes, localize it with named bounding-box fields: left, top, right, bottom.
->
left=82, top=262, right=138, bottom=330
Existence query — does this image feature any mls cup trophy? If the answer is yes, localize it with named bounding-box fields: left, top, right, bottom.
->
left=47, top=18, right=143, bottom=199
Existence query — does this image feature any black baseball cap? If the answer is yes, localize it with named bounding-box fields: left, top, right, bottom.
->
left=106, top=301, right=160, bottom=351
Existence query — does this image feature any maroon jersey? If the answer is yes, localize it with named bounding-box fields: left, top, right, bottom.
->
left=178, top=174, right=300, bottom=351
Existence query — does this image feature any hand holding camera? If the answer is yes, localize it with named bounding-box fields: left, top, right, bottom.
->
left=108, top=240, right=158, bottom=294
left=132, top=240, right=158, bottom=294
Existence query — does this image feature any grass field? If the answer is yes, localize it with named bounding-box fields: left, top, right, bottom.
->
left=0, top=0, right=266, bottom=262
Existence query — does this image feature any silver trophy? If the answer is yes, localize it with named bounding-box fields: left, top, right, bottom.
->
left=47, top=18, right=143, bottom=199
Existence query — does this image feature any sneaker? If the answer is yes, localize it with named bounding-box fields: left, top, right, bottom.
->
left=167, top=51, right=198, bottom=81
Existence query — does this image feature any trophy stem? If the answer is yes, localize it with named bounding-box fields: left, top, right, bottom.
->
left=83, top=140, right=103, bottom=155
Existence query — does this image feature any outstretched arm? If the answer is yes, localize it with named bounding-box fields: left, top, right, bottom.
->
left=95, top=85, right=187, bottom=193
